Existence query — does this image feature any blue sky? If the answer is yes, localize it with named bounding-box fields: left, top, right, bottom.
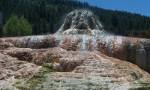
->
left=80, top=0, right=150, bottom=16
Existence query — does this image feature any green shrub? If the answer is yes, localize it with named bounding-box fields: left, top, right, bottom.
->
left=3, top=15, right=32, bottom=37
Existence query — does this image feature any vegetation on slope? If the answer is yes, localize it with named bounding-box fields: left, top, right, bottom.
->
left=14, top=63, right=53, bottom=90
left=0, top=0, right=150, bottom=38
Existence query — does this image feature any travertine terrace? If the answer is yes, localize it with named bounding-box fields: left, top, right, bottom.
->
left=0, top=10, right=150, bottom=90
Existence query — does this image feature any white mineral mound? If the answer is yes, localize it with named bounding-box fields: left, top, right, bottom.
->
left=57, top=9, right=105, bottom=35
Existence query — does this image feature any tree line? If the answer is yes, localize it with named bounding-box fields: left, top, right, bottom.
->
left=0, top=0, right=150, bottom=38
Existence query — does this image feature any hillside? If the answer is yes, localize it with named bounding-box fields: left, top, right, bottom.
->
left=0, top=8, right=150, bottom=90
left=0, top=0, right=150, bottom=38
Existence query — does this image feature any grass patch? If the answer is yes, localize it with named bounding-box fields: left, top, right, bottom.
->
left=130, top=87, right=150, bottom=90
left=14, top=63, right=53, bottom=90
left=130, top=81, right=150, bottom=90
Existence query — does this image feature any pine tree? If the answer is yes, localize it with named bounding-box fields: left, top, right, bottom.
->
left=3, top=15, right=32, bottom=37
left=3, top=15, right=20, bottom=36
left=19, top=16, right=32, bottom=36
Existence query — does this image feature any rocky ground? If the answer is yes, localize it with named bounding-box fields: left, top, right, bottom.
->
left=0, top=40, right=150, bottom=90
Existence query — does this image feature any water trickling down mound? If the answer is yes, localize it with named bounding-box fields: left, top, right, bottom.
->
left=57, top=9, right=105, bottom=35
